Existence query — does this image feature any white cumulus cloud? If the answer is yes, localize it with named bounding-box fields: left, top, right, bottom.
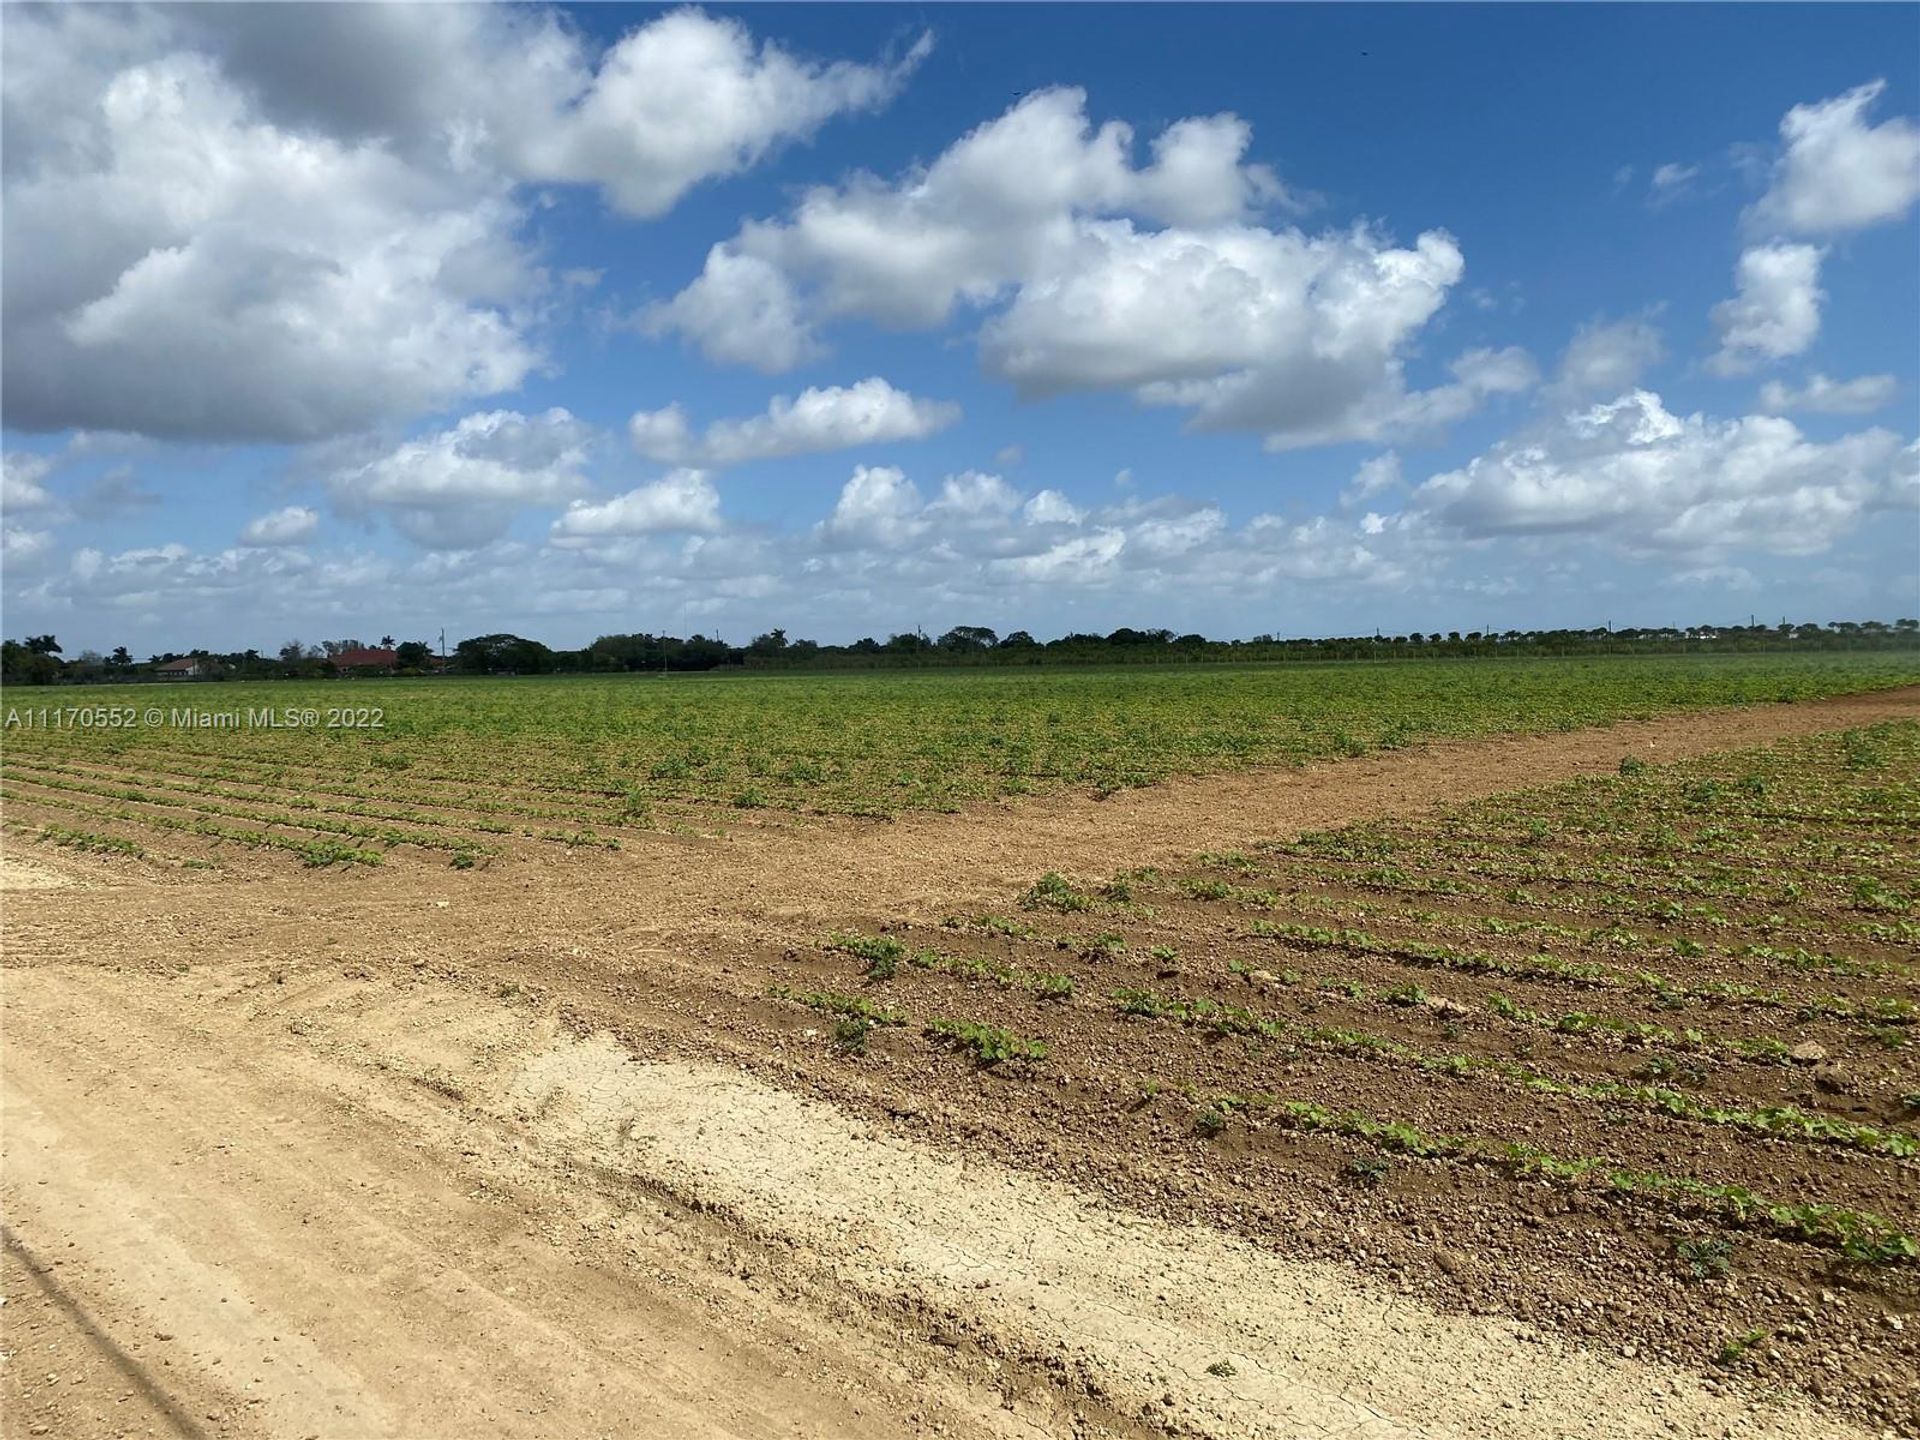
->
left=550, top=470, right=723, bottom=539
left=1708, top=243, right=1825, bottom=375
left=174, top=5, right=923, bottom=219
left=1, top=5, right=922, bottom=442
left=2, top=453, right=56, bottom=513
left=1341, top=453, right=1405, bottom=511
left=329, top=409, right=594, bottom=550
left=2, top=526, right=56, bottom=571
left=630, top=378, right=959, bottom=466
left=651, top=88, right=1502, bottom=449
left=239, top=505, right=319, bottom=547
left=993, top=528, right=1128, bottom=584
left=506, top=11, right=928, bottom=219
left=1022, top=489, right=1084, bottom=526
left=1413, top=389, right=1912, bottom=557
left=2, top=12, right=541, bottom=443
left=1749, top=80, right=1920, bottom=237
left=1758, top=373, right=1899, bottom=416
left=817, top=465, right=929, bottom=550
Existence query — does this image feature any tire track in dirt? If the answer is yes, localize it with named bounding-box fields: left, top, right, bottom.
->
left=0, top=966, right=1083, bottom=1440
left=3, top=964, right=1875, bottom=1440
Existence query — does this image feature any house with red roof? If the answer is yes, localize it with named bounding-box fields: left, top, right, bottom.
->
left=329, top=646, right=399, bottom=674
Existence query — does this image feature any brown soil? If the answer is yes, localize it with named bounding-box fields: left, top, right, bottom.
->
left=6, top=684, right=1919, bottom=1439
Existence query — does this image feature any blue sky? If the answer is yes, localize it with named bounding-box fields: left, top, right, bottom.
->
left=3, top=3, right=1916, bottom=657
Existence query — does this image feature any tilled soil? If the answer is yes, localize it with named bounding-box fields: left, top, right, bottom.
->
left=4, top=685, right=1918, bottom=1439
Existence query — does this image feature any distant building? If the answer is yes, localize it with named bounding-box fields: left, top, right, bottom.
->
left=329, top=646, right=399, bottom=673
left=154, top=656, right=208, bottom=678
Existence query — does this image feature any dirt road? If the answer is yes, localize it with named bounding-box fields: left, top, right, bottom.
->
left=6, top=687, right=1917, bottom=1439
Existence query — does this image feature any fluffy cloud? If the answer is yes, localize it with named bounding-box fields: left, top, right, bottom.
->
left=1, top=6, right=919, bottom=442
left=194, top=5, right=925, bottom=220
left=1549, top=315, right=1665, bottom=402
left=817, top=465, right=930, bottom=549
left=1759, top=373, right=1899, bottom=416
left=1413, top=389, right=1912, bottom=557
left=1016, top=228, right=1529, bottom=450
left=2, top=526, right=56, bottom=571
left=1748, top=80, right=1920, bottom=237
left=805, top=464, right=1397, bottom=597
left=508, top=11, right=928, bottom=218
left=1170, top=344, right=1536, bottom=454
left=1708, top=243, right=1825, bottom=375
left=630, top=378, right=960, bottom=466
left=983, top=223, right=1465, bottom=411
left=328, top=409, right=594, bottom=549
left=240, top=505, right=320, bottom=547
left=65, top=540, right=318, bottom=614
left=651, top=89, right=1290, bottom=352
left=931, top=470, right=1023, bottom=523
left=550, top=470, right=723, bottom=539
left=654, top=88, right=1500, bottom=449
left=2, top=13, right=540, bottom=442
left=1341, top=453, right=1405, bottom=510
left=1699, top=84, right=1918, bottom=387
left=639, top=250, right=820, bottom=373
left=995, top=528, right=1129, bottom=584
left=1022, top=489, right=1084, bottom=526
left=2, top=453, right=56, bottom=513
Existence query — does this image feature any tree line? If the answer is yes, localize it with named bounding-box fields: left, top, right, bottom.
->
left=4, top=618, right=1918, bottom=685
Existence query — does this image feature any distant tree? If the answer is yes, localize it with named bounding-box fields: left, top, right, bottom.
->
left=748, top=628, right=789, bottom=656
left=997, top=631, right=1038, bottom=649
left=453, top=633, right=555, bottom=674
left=1106, top=627, right=1171, bottom=646
left=379, top=635, right=396, bottom=648
left=279, top=639, right=307, bottom=665
left=675, top=634, right=735, bottom=670
left=24, top=634, right=60, bottom=655
left=938, top=625, right=998, bottom=651
left=2, top=639, right=62, bottom=684
left=109, top=646, right=132, bottom=667
left=320, top=638, right=366, bottom=658
left=394, top=640, right=432, bottom=669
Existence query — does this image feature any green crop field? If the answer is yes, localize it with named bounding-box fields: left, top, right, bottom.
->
left=3, top=652, right=1917, bottom=868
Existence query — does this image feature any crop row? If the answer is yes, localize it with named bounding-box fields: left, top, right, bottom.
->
left=10, top=654, right=1918, bottom=820
left=1, top=785, right=388, bottom=867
